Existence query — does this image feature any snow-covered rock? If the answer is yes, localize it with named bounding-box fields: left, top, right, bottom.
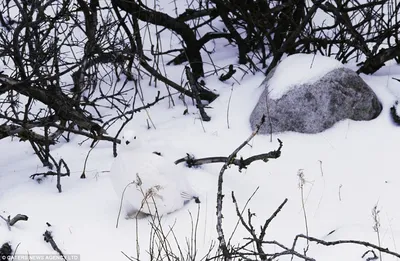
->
left=268, top=53, right=344, bottom=100
left=110, top=130, right=200, bottom=218
left=250, top=54, right=382, bottom=134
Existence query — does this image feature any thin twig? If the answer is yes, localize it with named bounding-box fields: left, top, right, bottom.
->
left=294, top=234, right=400, bottom=259
left=228, top=187, right=260, bottom=245
left=116, top=181, right=135, bottom=228
left=298, top=169, right=310, bottom=253
left=81, top=141, right=99, bottom=179
left=226, top=86, right=233, bottom=129
left=216, top=115, right=266, bottom=260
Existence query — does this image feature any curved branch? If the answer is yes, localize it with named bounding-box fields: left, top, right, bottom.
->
left=112, top=0, right=204, bottom=79
left=209, top=0, right=248, bottom=64
left=168, top=32, right=232, bottom=66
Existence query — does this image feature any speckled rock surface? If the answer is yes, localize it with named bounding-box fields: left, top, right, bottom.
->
left=250, top=68, right=382, bottom=134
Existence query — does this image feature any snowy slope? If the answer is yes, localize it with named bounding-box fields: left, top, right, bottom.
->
left=1, top=2, right=400, bottom=261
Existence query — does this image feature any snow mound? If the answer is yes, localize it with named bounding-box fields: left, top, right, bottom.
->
left=268, top=53, right=344, bottom=100
left=110, top=130, right=199, bottom=217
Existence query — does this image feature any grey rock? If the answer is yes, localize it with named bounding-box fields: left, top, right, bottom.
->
left=250, top=68, right=382, bottom=134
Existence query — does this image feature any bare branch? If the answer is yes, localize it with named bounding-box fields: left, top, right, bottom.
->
left=185, top=66, right=211, bottom=122
left=175, top=139, right=282, bottom=171
left=43, top=231, right=67, bottom=261
left=293, top=234, right=400, bottom=259
left=216, top=115, right=266, bottom=260
left=0, top=214, right=28, bottom=231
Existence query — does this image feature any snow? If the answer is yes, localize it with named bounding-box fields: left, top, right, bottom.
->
left=1, top=2, right=400, bottom=261
left=268, top=53, right=344, bottom=100
left=110, top=130, right=199, bottom=217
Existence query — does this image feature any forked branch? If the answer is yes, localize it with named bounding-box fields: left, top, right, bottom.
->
left=214, top=115, right=277, bottom=260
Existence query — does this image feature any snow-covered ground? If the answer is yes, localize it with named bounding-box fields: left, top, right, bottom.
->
left=2, top=2, right=400, bottom=261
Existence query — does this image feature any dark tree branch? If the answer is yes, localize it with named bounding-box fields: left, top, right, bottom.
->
left=30, top=171, right=69, bottom=179
left=215, top=115, right=267, bottom=260
left=219, top=65, right=237, bottom=82
left=30, top=158, right=70, bottom=193
left=112, top=0, right=204, bottom=79
left=0, top=214, right=28, bottom=231
left=175, top=139, right=283, bottom=172
left=259, top=198, right=288, bottom=241
left=293, top=234, right=400, bottom=259
left=177, top=8, right=218, bottom=22
left=232, top=194, right=288, bottom=260
left=9, top=214, right=29, bottom=226
left=198, top=32, right=233, bottom=48
left=209, top=0, right=248, bottom=64
left=139, top=57, right=218, bottom=102
left=318, top=2, right=372, bottom=56
left=0, top=123, right=56, bottom=145
left=185, top=66, right=211, bottom=122
left=43, top=231, right=67, bottom=261
left=357, top=45, right=400, bottom=74
left=266, top=0, right=325, bottom=74
left=111, top=0, right=219, bottom=102
left=0, top=75, right=105, bottom=136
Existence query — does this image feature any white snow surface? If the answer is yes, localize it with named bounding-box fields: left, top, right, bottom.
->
left=110, top=130, right=198, bottom=216
left=2, top=2, right=400, bottom=261
left=268, top=53, right=344, bottom=99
